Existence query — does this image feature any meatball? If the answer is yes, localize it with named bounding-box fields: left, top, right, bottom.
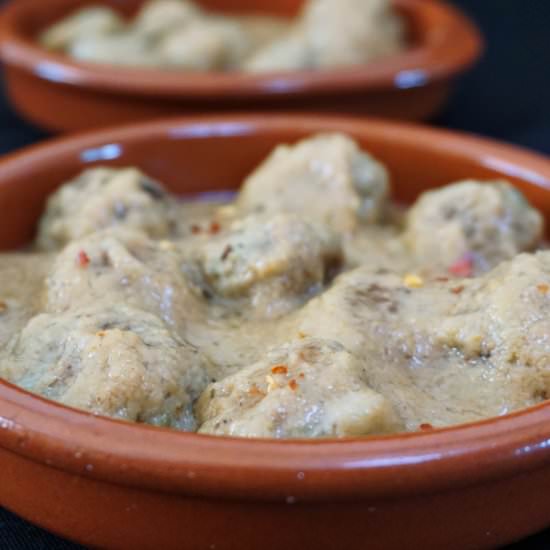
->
left=238, top=15, right=289, bottom=50
left=45, top=229, right=205, bottom=331
left=0, top=305, right=210, bottom=429
left=433, top=252, right=550, bottom=369
left=189, top=214, right=342, bottom=318
left=244, top=0, right=403, bottom=72
left=301, top=0, right=404, bottom=68
left=421, top=252, right=550, bottom=413
left=243, top=31, right=311, bottom=73
left=134, top=0, right=200, bottom=39
left=157, top=18, right=251, bottom=70
left=39, top=6, right=123, bottom=51
left=37, top=167, right=175, bottom=250
left=69, top=32, right=159, bottom=67
left=237, top=133, right=390, bottom=233
left=197, top=338, right=403, bottom=438
left=405, top=180, right=543, bottom=273
left=296, top=252, right=550, bottom=429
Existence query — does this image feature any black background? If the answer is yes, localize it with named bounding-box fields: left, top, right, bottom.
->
left=1, top=0, right=550, bottom=548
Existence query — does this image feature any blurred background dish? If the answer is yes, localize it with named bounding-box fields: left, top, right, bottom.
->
left=0, top=0, right=482, bottom=131
left=37, top=0, right=405, bottom=73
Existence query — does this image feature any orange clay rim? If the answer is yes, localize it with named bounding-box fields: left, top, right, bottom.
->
left=0, top=0, right=483, bottom=99
left=0, top=115, right=549, bottom=504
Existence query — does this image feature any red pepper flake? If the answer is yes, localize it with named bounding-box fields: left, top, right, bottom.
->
left=190, top=224, right=202, bottom=235
left=419, top=423, right=434, bottom=431
left=448, top=253, right=474, bottom=278
left=435, top=276, right=449, bottom=283
left=209, top=221, right=221, bottom=234
left=298, top=373, right=305, bottom=379
left=221, top=244, right=233, bottom=261
left=271, top=364, right=288, bottom=375
left=77, top=250, right=90, bottom=268
left=0, top=300, right=7, bottom=313
left=537, top=283, right=549, bottom=294
left=451, top=285, right=464, bottom=295
left=288, top=379, right=298, bottom=391
left=249, top=384, right=266, bottom=397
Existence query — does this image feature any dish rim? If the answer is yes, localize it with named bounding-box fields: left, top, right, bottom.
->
left=1, top=114, right=550, bottom=503
left=0, top=0, right=483, bottom=99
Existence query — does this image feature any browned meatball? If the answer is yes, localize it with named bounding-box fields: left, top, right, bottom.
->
left=37, top=167, right=175, bottom=251
left=39, top=6, right=123, bottom=51
left=197, top=338, right=403, bottom=438
left=0, top=304, right=210, bottom=429
left=237, top=133, right=391, bottom=233
left=188, top=213, right=342, bottom=318
left=405, top=180, right=543, bottom=273
left=45, top=228, right=205, bottom=332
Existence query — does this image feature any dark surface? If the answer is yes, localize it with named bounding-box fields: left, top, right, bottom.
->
left=0, top=0, right=550, bottom=548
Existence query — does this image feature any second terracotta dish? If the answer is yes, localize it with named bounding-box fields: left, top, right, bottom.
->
left=0, top=0, right=482, bottom=131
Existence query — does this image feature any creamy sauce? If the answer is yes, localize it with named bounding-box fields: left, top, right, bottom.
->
left=0, top=133, right=547, bottom=438
left=0, top=254, right=53, bottom=346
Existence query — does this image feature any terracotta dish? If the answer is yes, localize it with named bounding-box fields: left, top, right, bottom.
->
left=2, top=115, right=550, bottom=550
left=0, top=0, right=482, bottom=132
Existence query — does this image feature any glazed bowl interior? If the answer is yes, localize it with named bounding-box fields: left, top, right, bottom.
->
left=1, top=115, right=550, bottom=502
left=0, top=0, right=481, bottom=97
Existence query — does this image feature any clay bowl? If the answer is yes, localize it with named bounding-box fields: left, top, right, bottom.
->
left=2, top=114, right=550, bottom=550
left=0, top=0, right=482, bottom=132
